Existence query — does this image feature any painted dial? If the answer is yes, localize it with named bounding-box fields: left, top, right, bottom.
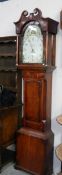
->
left=22, top=24, right=43, bottom=63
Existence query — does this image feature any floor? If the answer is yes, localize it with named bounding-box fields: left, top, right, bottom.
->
left=1, top=163, right=29, bottom=175
left=0, top=145, right=56, bottom=175
left=0, top=144, right=30, bottom=175
left=3, top=163, right=62, bottom=175
left=0, top=163, right=57, bottom=175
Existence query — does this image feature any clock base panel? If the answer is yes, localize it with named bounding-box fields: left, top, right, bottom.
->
left=15, top=127, right=54, bottom=175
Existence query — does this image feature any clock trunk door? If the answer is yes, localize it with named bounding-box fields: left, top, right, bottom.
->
left=23, top=72, right=47, bottom=131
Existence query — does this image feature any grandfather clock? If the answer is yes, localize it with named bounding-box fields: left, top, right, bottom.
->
left=15, top=9, right=58, bottom=175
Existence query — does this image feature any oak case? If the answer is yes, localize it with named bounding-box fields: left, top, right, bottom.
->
left=15, top=8, right=58, bottom=175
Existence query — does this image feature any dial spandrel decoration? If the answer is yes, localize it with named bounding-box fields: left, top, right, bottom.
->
left=22, top=24, right=43, bottom=63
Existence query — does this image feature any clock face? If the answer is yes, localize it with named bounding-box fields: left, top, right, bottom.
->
left=22, top=23, right=43, bottom=63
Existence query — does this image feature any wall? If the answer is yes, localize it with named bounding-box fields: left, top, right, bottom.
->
left=0, top=0, right=62, bottom=173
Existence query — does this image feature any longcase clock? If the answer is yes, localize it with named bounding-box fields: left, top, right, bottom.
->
left=14, top=8, right=58, bottom=175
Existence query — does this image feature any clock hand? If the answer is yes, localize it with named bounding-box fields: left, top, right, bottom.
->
left=28, top=38, right=35, bottom=53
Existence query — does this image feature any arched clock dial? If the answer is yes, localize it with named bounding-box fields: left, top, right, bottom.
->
left=22, top=24, right=43, bottom=63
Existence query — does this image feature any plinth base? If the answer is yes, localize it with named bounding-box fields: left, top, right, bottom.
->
left=15, top=127, right=54, bottom=175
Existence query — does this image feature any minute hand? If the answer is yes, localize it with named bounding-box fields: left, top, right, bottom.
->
left=28, top=38, right=35, bottom=53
